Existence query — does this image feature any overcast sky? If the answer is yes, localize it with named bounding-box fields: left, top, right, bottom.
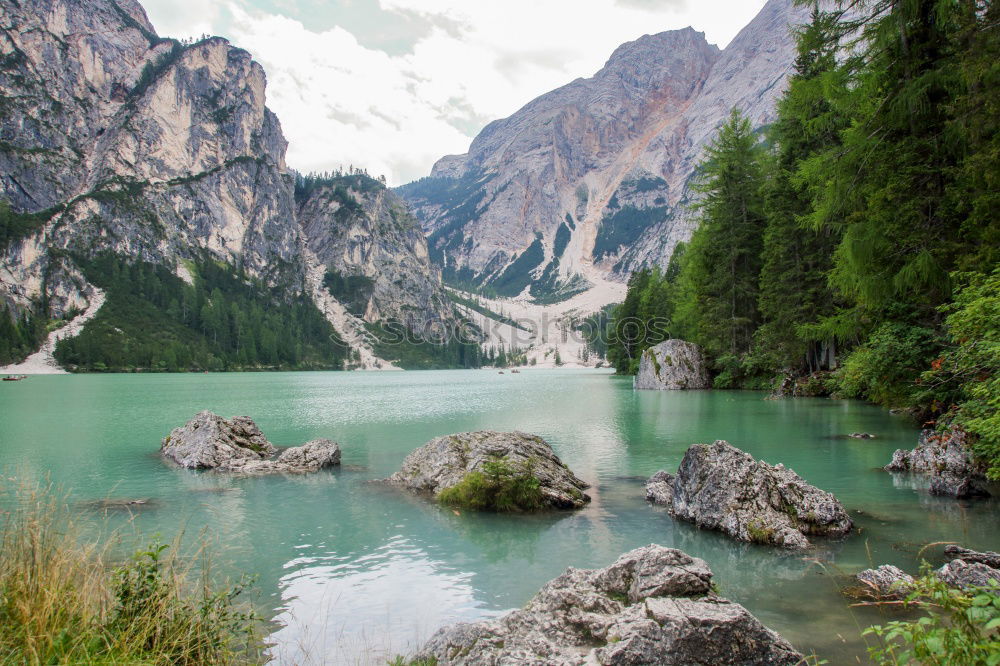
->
left=142, top=0, right=768, bottom=185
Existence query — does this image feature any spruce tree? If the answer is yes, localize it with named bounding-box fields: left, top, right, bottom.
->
left=757, top=9, right=847, bottom=373
left=676, top=109, right=768, bottom=366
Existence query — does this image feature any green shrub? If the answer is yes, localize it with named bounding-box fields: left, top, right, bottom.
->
left=834, top=322, right=941, bottom=407
left=437, top=456, right=544, bottom=512
left=921, top=269, right=1000, bottom=478
left=864, top=569, right=1000, bottom=665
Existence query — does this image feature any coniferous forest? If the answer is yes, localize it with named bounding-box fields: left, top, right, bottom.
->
left=607, top=1, right=999, bottom=476
left=53, top=254, right=349, bottom=372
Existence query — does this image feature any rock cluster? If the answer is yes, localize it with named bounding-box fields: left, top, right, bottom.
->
left=886, top=430, right=990, bottom=498
left=387, top=431, right=590, bottom=509
left=161, top=411, right=340, bottom=474
left=411, top=545, right=804, bottom=665
left=633, top=340, right=711, bottom=390
left=855, top=545, right=1000, bottom=598
left=646, top=441, right=852, bottom=549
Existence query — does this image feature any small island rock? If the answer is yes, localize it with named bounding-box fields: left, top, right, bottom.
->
left=646, top=440, right=852, bottom=549
left=410, top=545, right=804, bottom=665
left=886, top=430, right=990, bottom=498
left=387, top=431, right=590, bottom=509
left=634, top=339, right=711, bottom=390
left=855, top=565, right=914, bottom=599
left=161, top=411, right=340, bottom=474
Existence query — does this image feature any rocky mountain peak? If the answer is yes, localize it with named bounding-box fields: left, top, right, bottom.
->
left=400, top=0, right=810, bottom=304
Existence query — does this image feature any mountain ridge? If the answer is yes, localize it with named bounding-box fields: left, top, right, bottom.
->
left=399, top=0, right=811, bottom=300
left=0, top=0, right=460, bottom=370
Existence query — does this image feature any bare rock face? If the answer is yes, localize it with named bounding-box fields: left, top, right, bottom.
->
left=886, top=430, right=990, bottom=498
left=411, top=545, right=804, bottom=665
left=855, top=565, right=914, bottom=600
left=0, top=0, right=455, bottom=368
left=161, top=411, right=340, bottom=474
left=387, top=431, right=590, bottom=509
left=399, top=0, right=811, bottom=300
left=646, top=441, right=852, bottom=549
left=634, top=339, right=710, bottom=390
left=297, top=174, right=457, bottom=335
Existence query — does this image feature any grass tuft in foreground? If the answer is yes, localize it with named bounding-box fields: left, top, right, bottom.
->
left=0, top=480, right=263, bottom=665
left=437, top=455, right=544, bottom=512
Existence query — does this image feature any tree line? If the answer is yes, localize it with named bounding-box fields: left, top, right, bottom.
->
left=607, top=0, right=998, bottom=475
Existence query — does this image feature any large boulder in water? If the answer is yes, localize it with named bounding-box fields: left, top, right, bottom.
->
left=646, top=440, right=852, bottom=549
left=634, top=339, right=710, bottom=390
left=387, top=431, right=590, bottom=510
left=885, top=429, right=990, bottom=498
left=161, top=411, right=340, bottom=474
left=411, top=545, right=804, bottom=665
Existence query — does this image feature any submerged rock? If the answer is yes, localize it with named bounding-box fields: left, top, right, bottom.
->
left=634, top=340, right=711, bottom=390
left=411, top=545, right=803, bottom=665
left=944, top=545, right=1000, bottom=569
left=161, top=411, right=340, bottom=474
left=885, top=430, right=990, bottom=498
left=387, top=431, right=590, bottom=510
left=855, top=565, right=914, bottom=599
left=646, top=441, right=852, bottom=549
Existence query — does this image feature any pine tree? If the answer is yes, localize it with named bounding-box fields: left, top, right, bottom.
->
left=803, top=0, right=980, bottom=320
left=675, top=109, right=768, bottom=364
left=757, top=8, right=847, bottom=373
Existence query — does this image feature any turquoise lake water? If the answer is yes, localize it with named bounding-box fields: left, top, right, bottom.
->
left=1, top=369, right=997, bottom=664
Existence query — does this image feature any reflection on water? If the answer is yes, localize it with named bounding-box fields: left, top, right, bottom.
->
left=268, top=536, right=502, bottom=665
left=0, top=369, right=997, bottom=664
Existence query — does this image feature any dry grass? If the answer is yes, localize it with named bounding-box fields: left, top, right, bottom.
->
left=0, top=479, right=264, bottom=665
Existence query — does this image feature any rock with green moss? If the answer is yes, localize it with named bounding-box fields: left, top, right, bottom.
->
left=646, top=440, right=852, bottom=549
left=161, top=411, right=340, bottom=474
left=410, top=545, right=803, bottom=665
left=634, top=339, right=710, bottom=390
left=387, top=431, right=590, bottom=510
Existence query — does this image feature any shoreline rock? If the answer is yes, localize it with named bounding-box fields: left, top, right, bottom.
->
left=885, top=430, right=990, bottom=498
left=854, top=546, right=1000, bottom=597
left=387, top=431, right=590, bottom=510
left=411, top=545, right=804, bottom=665
left=161, top=411, right=341, bottom=474
left=646, top=440, right=853, bottom=549
left=634, top=339, right=711, bottom=390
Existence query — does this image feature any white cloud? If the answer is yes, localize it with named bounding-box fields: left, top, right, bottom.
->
left=141, top=0, right=768, bottom=185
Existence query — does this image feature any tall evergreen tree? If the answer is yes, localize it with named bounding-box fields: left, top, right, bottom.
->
left=802, top=0, right=984, bottom=321
left=757, top=9, right=848, bottom=373
left=675, top=109, right=768, bottom=365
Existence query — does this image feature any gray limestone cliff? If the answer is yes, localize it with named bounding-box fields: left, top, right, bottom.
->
left=0, top=0, right=456, bottom=367
left=398, top=0, right=811, bottom=300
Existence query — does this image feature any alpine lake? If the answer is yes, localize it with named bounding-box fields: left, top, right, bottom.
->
left=1, top=369, right=997, bottom=664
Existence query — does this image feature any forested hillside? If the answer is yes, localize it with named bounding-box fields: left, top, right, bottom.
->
left=607, top=1, right=999, bottom=475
